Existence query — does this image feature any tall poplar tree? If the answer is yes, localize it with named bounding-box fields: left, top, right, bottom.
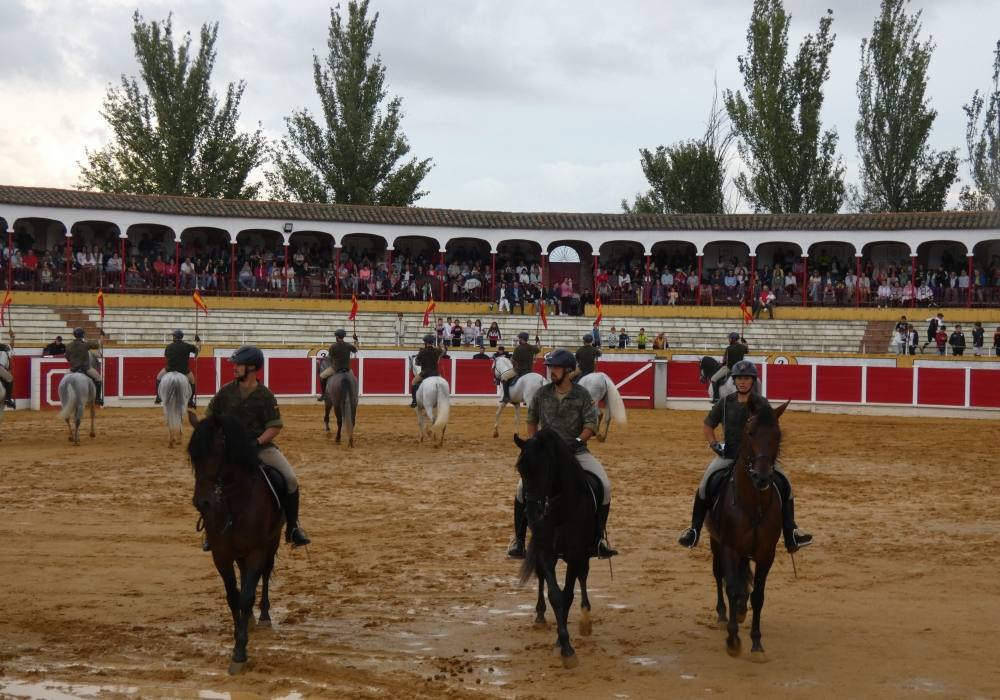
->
left=268, top=1, right=432, bottom=205
left=962, top=40, right=1000, bottom=211
left=724, top=0, right=845, bottom=213
left=78, top=12, right=266, bottom=199
left=855, top=0, right=958, bottom=212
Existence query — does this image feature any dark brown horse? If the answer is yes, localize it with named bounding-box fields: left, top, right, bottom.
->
left=187, top=411, right=284, bottom=674
left=515, top=430, right=600, bottom=669
left=705, top=396, right=789, bottom=658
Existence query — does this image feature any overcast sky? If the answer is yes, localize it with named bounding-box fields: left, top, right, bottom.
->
left=1, top=0, right=998, bottom=213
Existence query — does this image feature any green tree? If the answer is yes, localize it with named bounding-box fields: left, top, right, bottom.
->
left=78, top=12, right=266, bottom=199
left=855, top=0, right=958, bottom=212
left=268, top=1, right=432, bottom=205
left=962, top=40, right=1000, bottom=210
left=623, top=90, right=733, bottom=214
left=724, top=0, right=845, bottom=213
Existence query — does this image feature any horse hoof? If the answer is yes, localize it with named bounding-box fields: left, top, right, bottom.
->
left=533, top=613, right=546, bottom=627
left=716, top=617, right=728, bottom=629
left=579, top=609, right=592, bottom=637
left=492, top=430, right=499, bottom=438
left=751, top=648, right=767, bottom=662
left=228, top=661, right=246, bottom=675
left=596, top=435, right=606, bottom=443
left=335, top=437, right=341, bottom=444
left=258, top=619, right=272, bottom=629
left=562, top=652, right=579, bottom=669
left=89, top=432, right=96, bottom=438
left=726, top=638, right=742, bottom=657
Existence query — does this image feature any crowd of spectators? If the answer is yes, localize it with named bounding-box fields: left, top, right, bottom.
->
left=2, top=235, right=999, bottom=308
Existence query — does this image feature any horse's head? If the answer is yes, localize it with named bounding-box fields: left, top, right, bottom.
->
left=187, top=414, right=257, bottom=513
left=493, top=355, right=512, bottom=382
left=741, top=397, right=788, bottom=491
left=514, top=430, right=573, bottom=527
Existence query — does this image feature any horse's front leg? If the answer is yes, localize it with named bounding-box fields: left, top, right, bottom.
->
left=721, top=548, right=742, bottom=656
left=89, top=402, right=96, bottom=438
left=534, top=565, right=546, bottom=626
left=323, top=401, right=331, bottom=434
left=749, top=553, right=774, bottom=658
left=711, top=540, right=727, bottom=626
left=596, top=408, right=608, bottom=442
left=577, top=558, right=592, bottom=637
left=214, top=555, right=240, bottom=638
left=65, top=417, right=74, bottom=443
left=258, top=554, right=274, bottom=627
left=542, top=559, right=576, bottom=668
left=493, top=401, right=504, bottom=438
left=231, top=558, right=263, bottom=674
left=513, top=403, right=521, bottom=433
left=335, top=408, right=343, bottom=444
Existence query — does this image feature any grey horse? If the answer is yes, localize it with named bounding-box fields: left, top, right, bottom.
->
left=58, top=371, right=97, bottom=445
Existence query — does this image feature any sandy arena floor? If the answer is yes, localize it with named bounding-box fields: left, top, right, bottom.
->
left=0, top=403, right=998, bottom=699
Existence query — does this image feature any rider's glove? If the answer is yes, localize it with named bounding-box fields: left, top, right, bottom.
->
left=710, top=441, right=725, bottom=457
left=566, top=436, right=586, bottom=453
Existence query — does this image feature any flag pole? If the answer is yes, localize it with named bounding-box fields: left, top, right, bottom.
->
left=194, top=296, right=200, bottom=400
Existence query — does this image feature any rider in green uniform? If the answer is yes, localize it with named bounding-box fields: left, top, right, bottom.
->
left=710, top=332, right=748, bottom=403
left=65, top=327, right=106, bottom=406
left=506, top=348, right=618, bottom=560
left=502, top=331, right=540, bottom=403
left=677, top=360, right=813, bottom=553
left=154, top=329, right=200, bottom=408
left=571, top=332, right=601, bottom=382
left=410, top=334, right=447, bottom=407
left=317, top=328, right=359, bottom=400
left=205, top=345, right=310, bottom=549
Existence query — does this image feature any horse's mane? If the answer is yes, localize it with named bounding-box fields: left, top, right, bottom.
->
left=188, top=414, right=260, bottom=476
left=520, top=428, right=587, bottom=486
left=748, top=394, right=778, bottom=427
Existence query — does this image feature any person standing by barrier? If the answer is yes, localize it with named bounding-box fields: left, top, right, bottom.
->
left=922, top=312, right=943, bottom=353
left=971, top=322, right=984, bottom=357
left=949, top=325, right=966, bottom=356
left=394, top=312, right=406, bottom=347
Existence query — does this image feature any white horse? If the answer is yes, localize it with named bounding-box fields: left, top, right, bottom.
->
left=491, top=355, right=546, bottom=438
left=577, top=372, right=628, bottom=442
left=414, top=376, right=450, bottom=447
left=58, top=372, right=97, bottom=446
left=159, top=371, right=192, bottom=448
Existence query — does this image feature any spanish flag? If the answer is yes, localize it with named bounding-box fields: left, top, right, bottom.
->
left=539, top=298, right=548, bottom=330
left=594, top=296, right=603, bottom=326
left=96, top=288, right=105, bottom=321
left=422, top=295, right=436, bottom=327
left=193, top=290, right=209, bottom=315
left=348, top=293, right=359, bottom=321
left=740, top=295, right=753, bottom=325
left=0, top=290, right=11, bottom=327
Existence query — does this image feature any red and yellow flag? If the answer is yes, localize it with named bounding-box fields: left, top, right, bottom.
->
left=0, top=290, right=11, bottom=326
left=96, top=289, right=105, bottom=320
left=422, top=295, right=436, bottom=327
left=539, top=298, right=548, bottom=330
left=348, top=293, right=359, bottom=321
left=594, top=296, right=603, bottom=326
left=740, top=296, right=753, bottom=325
left=193, top=290, right=209, bottom=315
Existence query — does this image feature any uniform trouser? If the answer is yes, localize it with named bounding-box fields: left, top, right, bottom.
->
left=697, top=456, right=791, bottom=500
left=710, top=366, right=730, bottom=384
left=0, top=365, right=12, bottom=382
left=156, top=368, right=195, bottom=385
left=258, top=445, right=299, bottom=493
left=84, top=367, right=102, bottom=383
left=318, top=366, right=338, bottom=380
left=516, top=449, right=611, bottom=506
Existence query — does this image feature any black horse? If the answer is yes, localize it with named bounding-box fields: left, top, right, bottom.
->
left=188, top=412, right=284, bottom=674
left=514, top=429, right=601, bottom=669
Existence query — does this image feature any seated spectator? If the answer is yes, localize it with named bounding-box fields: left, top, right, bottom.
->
left=43, top=335, right=66, bottom=356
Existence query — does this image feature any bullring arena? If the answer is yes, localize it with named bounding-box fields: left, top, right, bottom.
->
left=2, top=187, right=1000, bottom=699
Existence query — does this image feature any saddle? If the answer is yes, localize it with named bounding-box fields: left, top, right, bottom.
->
left=258, top=464, right=287, bottom=510
left=582, top=471, right=604, bottom=512
left=706, top=466, right=732, bottom=511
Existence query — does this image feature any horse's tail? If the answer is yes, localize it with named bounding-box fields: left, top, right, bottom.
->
left=163, top=374, right=185, bottom=433
left=603, top=374, right=627, bottom=426
left=339, top=373, right=355, bottom=442
left=431, top=380, right=450, bottom=436
left=58, top=378, right=78, bottom=422
left=518, top=536, right=540, bottom=585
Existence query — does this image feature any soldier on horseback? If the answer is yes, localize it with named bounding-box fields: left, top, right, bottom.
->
left=410, top=334, right=447, bottom=407
left=66, top=327, right=106, bottom=406
left=502, top=331, right=540, bottom=403
left=506, top=348, right=618, bottom=560
left=0, top=331, right=15, bottom=408
left=677, top=360, right=812, bottom=553
left=154, top=329, right=200, bottom=408
left=570, top=333, right=601, bottom=382
left=204, top=345, right=311, bottom=549
left=317, top=328, right=359, bottom=401
left=709, top=332, right=748, bottom=403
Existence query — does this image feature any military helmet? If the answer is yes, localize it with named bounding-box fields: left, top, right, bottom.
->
left=73, top=327, right=85, bottom=339
left=543, top=348, right=576, bottom=370
left=229, top=345, right=265, bottom=371
left=172, top=329, right=184, bottom=340
left=422, top=333, right=436, bottom=345
left=582, top=333, right=594, bottom=343
left=729, top=331, right=740, bottom=342
left=517, top=331, right=530, bottom=341
left=730, top=360, right=758, bottom=379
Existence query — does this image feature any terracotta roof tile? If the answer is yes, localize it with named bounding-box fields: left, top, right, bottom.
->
left=1, top=185, right=999, bottom=231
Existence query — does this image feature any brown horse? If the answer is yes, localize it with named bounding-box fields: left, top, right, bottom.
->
left=187, top=411, right=284, bottom=674
left=705, top=396, right=789, bottom=658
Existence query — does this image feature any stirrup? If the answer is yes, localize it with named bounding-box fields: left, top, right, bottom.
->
left=787, top=529, right=812, bottom=553
left=506, top=537, right=525, bottom=559
left=153, top=396, right=161, bottom=405
left=597, top=538, right=618, bottom=559
left=678, top=527, right=700, bottom=549
left=316, top=394, right=325, bottom=402
left=288, top=527, right=311, bottom=547
left=201, top=538, right=211, bottom=552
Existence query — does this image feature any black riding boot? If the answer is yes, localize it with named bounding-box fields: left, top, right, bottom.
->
left=501, top=380, right=511, bottom=403
left=596, top=503, right=618, bottom=558
left=678, top=493, right=708, bottom=548
left=188, top=382, right=197, bottom=408
left=95, top=380, right=104, bottom=406
left=409, top=383, right=418, bottom=408
left=775, top=471, right=812, bottom=552
left=153, top=377, right=161, bottom=404
left=3, top=380, right=14, bottom=408
left=317, top=375, right=328, bottom=402
left=710, top=381, right=721, bottom=404
left=506, top=499, right=527, bottom=559
left=283, top=490, right=311, bottom=546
